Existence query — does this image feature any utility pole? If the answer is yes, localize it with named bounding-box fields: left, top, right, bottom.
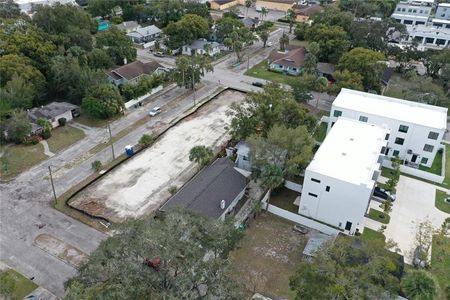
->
left=48, top=166, right=57, bottom=205
left=107, top=122, right=115, bottom=160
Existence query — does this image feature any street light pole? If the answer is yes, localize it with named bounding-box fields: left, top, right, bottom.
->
left=107, top=122, right=115, bottom=160
left=48, top=165, right=57, bottom=205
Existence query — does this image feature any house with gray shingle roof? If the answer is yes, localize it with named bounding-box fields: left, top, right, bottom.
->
left=182, top=38, right=221, bottom=56
left=160, top=157, right=248, bottom=220
left=27, top=102, right=80, bottom=128
left=127, top=25, right=162, bottom=44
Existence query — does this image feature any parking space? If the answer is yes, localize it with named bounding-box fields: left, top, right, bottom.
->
left=383, top=176, right=449, bottom=263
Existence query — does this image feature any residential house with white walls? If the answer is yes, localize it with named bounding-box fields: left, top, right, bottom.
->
left=328, top=89, right=447, bottom=168
left=299, top=118, right=389, bottom=235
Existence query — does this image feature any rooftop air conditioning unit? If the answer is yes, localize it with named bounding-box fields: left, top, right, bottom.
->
left=407, top=149, right=413, bottom=154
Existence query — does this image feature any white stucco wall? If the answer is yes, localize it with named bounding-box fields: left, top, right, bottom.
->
left=299, top=170, right=374, bottom=235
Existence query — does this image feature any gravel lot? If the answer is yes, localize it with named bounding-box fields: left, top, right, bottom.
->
left=70, top=90, right=246, bottom=222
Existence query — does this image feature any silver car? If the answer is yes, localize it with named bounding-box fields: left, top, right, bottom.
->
left=149, top=107, right=161, bottom=116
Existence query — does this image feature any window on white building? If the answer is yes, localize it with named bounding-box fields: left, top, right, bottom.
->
left=308, top=193, right=318, bottom=198
left=395, top=137, right=405, bottom=145
left=325, top=186, right=330, bottom=192
left=311, top=178, right=320, bottom=183
left=393, top=150, right=400, bottom=156
left=333, top=110, right=342, bottom=117
left=385, top=133, right=390, bottom=140
left=423, top=144, right=434, bottom=152
left=359, top=116, right=368, bottom=122
left=428, top=131, right=439, bottom=140
left=421, top=157, right=428, bottom=164
left=398, top=125, right=409, bottom=133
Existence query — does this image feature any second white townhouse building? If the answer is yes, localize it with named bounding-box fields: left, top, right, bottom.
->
left=328, top=89, right=448, bottom=168
left=391, top=0, right=435, bottom=26
left=299, top=118, right=389, bottom=235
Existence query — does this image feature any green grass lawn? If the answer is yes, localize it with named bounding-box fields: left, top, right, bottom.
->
left=419, top=150, right=443, bottom=176
left=442, top=144, right=450, bottom=187
left=367, top=208, right=390, bottom=224
left=75, top=111, right=121, bottom=128
left=0, top=143, right=47, bottom=180
left=245, top=60, right=294, bottom=85
left=313, top=122, right=327, bottom=143
left=0, top=269, right=38, bottom=300
left=359, top=227, right=386, bottom=245
left=430, top=235, right=450, bottom=296
left=47, top=125, right=85, bottom=153
left=435, top=189, right=450, bottom=214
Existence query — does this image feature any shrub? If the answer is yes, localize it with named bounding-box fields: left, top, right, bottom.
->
left=139, top=134, right=155, bottom=148
left=37, top=118, right=52, bottom=139
left=30, top=137, right=39, bottom=145
left=168, top=186, right=177, bottom=195
left=58, top=118, right=67, bottom=127
left=91, top=160, right=102, bottom=171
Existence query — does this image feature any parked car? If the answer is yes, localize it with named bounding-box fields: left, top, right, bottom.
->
left=252, top=81, right=264, bottom=88
left=373, top=186, right=396, bottom=201
left=267, top=41, right=273, bottom=47
left=148, top=107, right=161, bottom=116
left=153, top=51, right=165, bottom=57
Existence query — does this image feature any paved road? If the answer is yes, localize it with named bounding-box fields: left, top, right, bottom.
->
left=0, top=81, right=218, bottom=297
left=0, top=23, right=288, bottom=297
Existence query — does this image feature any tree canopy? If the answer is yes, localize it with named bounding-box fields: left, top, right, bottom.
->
left=82, top=84, right=124, bottom=119
left=290, top=236, right=403, bottom=299
left=227, top=83, right=316, bottom=141
left=164, top=14, right=210, bottom=49
left=65, top=209, right=245, bottom=299
left=337, top=47, right=386, bottom=92
left=172, top=55, right=213, bottom=90
left=96, top=27, right=137, bottom=65
left=306, top=24, right=350, bottom=63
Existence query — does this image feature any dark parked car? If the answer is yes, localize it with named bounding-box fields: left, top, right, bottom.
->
left=252, top=81, right=264, bottom=87
left=373, top=186, right=396, bottom=201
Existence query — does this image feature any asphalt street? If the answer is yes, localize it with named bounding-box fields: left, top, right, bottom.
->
left=0, top=23, right=295, bottom=297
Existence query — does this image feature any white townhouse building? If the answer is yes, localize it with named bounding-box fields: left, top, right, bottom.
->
left=299, top=118, right=389, bottom=235
left=406, top=24, right=450, bottom=49
left=328, top=89, right=447, bottom=168
left=391, top=0, right=435, bottom=26
left=432, top=3, right=450, bottom=28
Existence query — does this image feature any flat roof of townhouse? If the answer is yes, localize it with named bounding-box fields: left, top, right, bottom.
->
left=333, top=88, right=448, bottom=130
left=307, top=118, right=387, bottom=186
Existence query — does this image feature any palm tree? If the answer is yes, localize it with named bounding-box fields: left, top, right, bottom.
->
left=286, top=9, right=296, bottom=33
left=245, top=0, right=252, bottom=17
left=259, top=30, right=269, bottom=48
left=279, top=33, right=289, bottom=52
left=260, top=7, right=268, bottom=21
left=189, top=145, right=213, bottom=167
left=402, top=271, right=438, bottom=300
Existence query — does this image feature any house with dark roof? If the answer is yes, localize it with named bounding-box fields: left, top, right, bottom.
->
left=160, top=157, right=248, bottom=220
left=292, top=4, right=323, bottom=23
left=28, top=102, right=80, bottom=129
left=268, top=45, right=306, bottom=76
left=107, top=60, right=166, bottom=86
left=240, top=17, right=261, bottom=29
left=317, top=62, right=335, bottom=82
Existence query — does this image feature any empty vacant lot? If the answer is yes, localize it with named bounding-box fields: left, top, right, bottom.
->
left=70, top=90, right=245, bottom=222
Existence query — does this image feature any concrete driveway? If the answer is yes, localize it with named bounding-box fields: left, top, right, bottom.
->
left=383, top=176, right=449, bottom=263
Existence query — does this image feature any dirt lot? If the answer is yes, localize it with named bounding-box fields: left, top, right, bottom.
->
left=34, top=234, right=87, bottom=268
left=229, top=213, right=307, bottom=299
left=69, top=90, right=246, bottom=222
